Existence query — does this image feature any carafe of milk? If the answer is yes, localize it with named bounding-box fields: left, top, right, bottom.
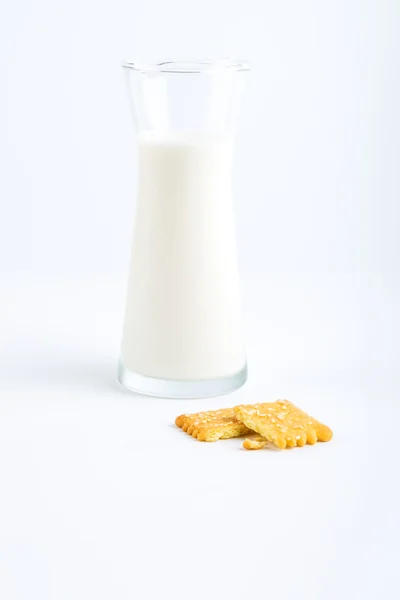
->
left=119, top=59, right=250, bottom=398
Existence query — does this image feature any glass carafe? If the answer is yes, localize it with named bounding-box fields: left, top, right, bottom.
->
left=119, top=59, right=250, bottom=398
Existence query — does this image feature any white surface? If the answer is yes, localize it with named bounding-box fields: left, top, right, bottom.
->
left=122, top=135, right=245, bottom=380
left=1, top=0, right=400, bottom=596
left=1, top=274, right=399, bottom=599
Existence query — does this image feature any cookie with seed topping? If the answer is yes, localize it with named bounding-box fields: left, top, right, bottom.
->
left=175, top=408, right=251, bottom=442
left=235, top=400, right=333, bottom=450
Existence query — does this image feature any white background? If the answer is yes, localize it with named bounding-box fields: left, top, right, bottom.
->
left=1, top=1, right=399, bottom=599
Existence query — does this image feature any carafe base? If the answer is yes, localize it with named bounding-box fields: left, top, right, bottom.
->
left=117, top=362, right=247, bottom=399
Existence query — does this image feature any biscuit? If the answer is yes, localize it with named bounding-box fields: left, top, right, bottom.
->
left=243, top=434, right=268, bottom=450
left=235, top=400, right=333, bottom=450
left=175, top=408, right=251, bottom=442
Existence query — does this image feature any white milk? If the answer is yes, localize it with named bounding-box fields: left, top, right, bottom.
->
left=121, top=133, right=246, bottom=381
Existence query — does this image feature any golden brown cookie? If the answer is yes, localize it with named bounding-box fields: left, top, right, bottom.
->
left=235, top=400, right=333, bottom=450
left=175, top=408, right=251, bottom=442
left=242, top=434, right=268, bottom=450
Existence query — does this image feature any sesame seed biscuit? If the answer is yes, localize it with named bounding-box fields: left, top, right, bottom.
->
left=175, top=408, right=251, bottom=442
left=235, top=400, right=333, bottom=450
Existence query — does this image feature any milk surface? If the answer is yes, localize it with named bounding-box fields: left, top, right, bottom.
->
left=121, top=133, right=246, bottom=381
